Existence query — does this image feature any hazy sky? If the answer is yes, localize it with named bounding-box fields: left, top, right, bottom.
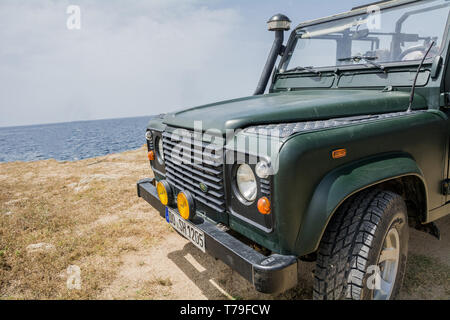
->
left=0, top=0, right=367, bottom=127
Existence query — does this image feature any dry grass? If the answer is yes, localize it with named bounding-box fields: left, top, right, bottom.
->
left=0, top=146, right=170, bottom=299
left=400, top=253, right=450, bottom=299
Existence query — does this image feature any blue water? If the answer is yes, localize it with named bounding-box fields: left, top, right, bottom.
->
left=0, top=116, right=154, bottom=162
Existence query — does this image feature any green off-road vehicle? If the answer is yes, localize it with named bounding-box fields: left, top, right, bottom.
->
left=137, top=0, right=450, bottom=300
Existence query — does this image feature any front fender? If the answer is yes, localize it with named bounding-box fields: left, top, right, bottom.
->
left=294, top=152, right=427, bottom=255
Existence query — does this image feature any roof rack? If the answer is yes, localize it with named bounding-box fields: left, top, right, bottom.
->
left=295, top=0, right=419, bottom=30
left=352, top=0, right=393, bottom=10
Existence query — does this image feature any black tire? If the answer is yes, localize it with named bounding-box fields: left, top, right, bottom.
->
left=313, top=189, right=409, bottom=300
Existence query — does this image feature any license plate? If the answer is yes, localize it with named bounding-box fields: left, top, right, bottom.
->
left=166, top=207, right=205, bottom=252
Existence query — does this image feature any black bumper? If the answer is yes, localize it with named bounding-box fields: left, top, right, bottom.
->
left=137, top=178, right=298, bottom=294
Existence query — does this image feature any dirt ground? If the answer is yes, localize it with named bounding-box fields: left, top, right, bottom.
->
left=1, top=146, right=449, bottom=299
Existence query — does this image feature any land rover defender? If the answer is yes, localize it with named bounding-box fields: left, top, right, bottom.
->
left=137, top=0, right=450, bottom=300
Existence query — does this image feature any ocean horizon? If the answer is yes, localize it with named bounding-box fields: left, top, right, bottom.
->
left=0, top=116, right=154, bottom=162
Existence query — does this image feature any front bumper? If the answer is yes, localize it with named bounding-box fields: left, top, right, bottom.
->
left=137, top=178, right=298, bottom=294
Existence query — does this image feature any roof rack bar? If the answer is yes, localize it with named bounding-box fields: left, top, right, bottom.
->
left=352, top=0, right=392, bottom=10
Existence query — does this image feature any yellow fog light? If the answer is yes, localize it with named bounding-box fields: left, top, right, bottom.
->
left=156, top=180, right=171, bottom=206
left=177, top=191, right=195, bottom=221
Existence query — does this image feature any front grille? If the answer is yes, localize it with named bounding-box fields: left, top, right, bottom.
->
left=260, top=178, right=271, bottom=197
left=162, top=129, right=225, bottom=213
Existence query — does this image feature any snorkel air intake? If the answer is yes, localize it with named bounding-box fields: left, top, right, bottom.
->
left=254, top=14, right=291, bottom=95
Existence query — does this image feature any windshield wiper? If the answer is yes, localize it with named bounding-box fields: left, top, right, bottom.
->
left=338, top=56, right=386, bottom=73
left=284, top=66, right=322, bottom=75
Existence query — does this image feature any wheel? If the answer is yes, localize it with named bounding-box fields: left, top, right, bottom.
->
left=313, top=189, right=409, bottom=300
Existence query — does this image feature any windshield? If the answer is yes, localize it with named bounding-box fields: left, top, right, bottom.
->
left=281, top=0, right=450, bottom=71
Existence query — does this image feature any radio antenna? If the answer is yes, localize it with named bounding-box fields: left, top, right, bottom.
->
left=407, top=41, right=435, bottom=112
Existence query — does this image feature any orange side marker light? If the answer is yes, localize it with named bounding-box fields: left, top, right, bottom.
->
left=332, top=148, right=347, bottom=159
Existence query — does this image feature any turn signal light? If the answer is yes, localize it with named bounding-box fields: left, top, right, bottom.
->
left=332, top=148, right=347, bottom=159
left=147, top=150, right=155, bottom=161
left=156, top=181, right=169, bottom=206
left=257, top=196, right=271, bottom=215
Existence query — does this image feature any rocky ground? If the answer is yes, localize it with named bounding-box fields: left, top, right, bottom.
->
left=0, top=146, right=449, bottom=299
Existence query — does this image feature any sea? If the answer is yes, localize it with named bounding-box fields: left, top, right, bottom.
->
left=0, top=116, right=154, bottom=162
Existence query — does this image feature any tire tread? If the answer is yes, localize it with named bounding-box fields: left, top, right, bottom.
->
left=313, top=189, right=402, bottom=300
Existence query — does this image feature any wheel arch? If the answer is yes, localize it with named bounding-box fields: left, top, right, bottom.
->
left=295, top=152, right=428, bottom=256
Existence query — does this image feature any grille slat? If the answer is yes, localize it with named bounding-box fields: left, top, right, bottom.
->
left=164, top=159, right=221, bottom=183
left=162, top=138, right=222, bottom=162
left=165, top=167, right=224, bottom=198
left=165, top=162, right=223, bottom=191
left=163, top=152, right=222, bottom=175
left=162, top=132, right=221, bottom=152
left=166, top=177, right=225, bottom=212
left=163, top=128, right=226, bottom=213
left=162, top=140, right=222, bottom=167
left=166, top=176, right=224, bottom=206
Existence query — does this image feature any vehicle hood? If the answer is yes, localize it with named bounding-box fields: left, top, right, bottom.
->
left=161, top=89, right=426, bottom=133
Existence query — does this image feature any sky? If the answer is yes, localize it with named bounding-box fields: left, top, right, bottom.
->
left=0, top=0, right=369, bottom=127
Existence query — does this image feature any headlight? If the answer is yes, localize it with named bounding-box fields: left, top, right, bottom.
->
left=156, top=137, right=164, bottom=163
left=236, top=164, right=257, bottom=202
left=145, top=130, right=152, bottom=141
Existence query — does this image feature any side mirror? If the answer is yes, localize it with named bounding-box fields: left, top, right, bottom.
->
left=431, top=55, right=443, bottom=79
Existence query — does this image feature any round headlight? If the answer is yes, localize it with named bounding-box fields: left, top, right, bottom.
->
left=236, top=164, right=257, bottom=202
left=145, top=130, right=152, bottom=141
left=155, top=137, right=164, bottom=164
